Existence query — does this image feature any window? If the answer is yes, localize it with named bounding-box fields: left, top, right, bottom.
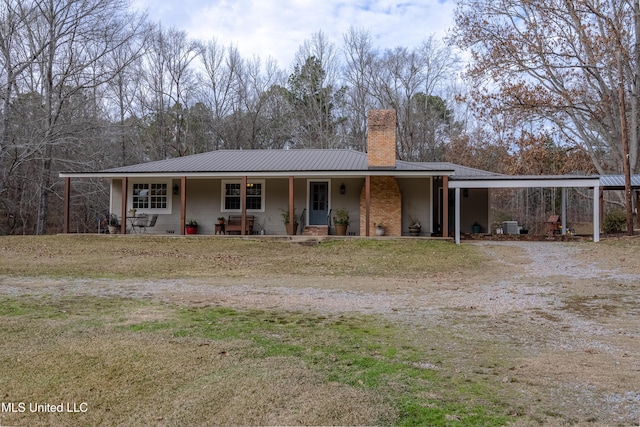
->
left=222, top=180, right=265, bottom=212
left=131, top=182, right=170, bottom=213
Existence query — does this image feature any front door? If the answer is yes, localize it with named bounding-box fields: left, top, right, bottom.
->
left=309, top=181, right=329, bottom=225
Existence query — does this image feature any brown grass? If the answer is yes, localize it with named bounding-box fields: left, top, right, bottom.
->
left=0, top=235, right=482, bottom=279
left=0, top=297, right=394, bottom=426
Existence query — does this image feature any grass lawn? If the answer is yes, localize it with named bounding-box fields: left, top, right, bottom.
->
left=1, top=235, right=599, bottom=426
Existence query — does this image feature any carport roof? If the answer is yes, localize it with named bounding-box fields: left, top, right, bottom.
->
left=599, top=175, right=640, bottom=189
left=448, top=173, right=600, bottom=189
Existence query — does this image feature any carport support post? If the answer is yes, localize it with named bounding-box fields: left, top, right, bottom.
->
left=455, top=187, right=461, bottom=245
left=593, top=185, right=600, bottom=242
left=561, top=187, right=567, bottom=235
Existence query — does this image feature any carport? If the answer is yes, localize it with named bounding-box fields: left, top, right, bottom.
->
left=448, top=175, right=602, bottom=244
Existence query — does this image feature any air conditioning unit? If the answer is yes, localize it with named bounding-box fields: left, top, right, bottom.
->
left=502, top=221, right=519, bottom=235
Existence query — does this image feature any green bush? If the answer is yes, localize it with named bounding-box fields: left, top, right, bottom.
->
left=603, top=209, right=627, bottom=234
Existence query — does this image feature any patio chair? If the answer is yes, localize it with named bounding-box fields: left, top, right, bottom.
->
left=132, top=214, right=158, bottom=233
left=545, top=215, right=560, bottom=235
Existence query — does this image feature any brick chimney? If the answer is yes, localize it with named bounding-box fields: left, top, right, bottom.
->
left=367, top=109, right=396, bottom=168
left=361, top=109, right=402, bottom=236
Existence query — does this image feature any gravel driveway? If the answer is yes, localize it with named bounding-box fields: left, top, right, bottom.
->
left=2, top=240, right=639, bottom=426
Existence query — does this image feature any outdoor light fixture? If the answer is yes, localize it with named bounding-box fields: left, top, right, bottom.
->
left=463, top=189, right=469, bottom=198
left=173, top=184, right=179, bottom=195
left=340, top=183, right=346, bottom=194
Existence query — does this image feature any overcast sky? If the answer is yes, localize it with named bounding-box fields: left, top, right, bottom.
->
left=129, top=0, right=457, bottom=68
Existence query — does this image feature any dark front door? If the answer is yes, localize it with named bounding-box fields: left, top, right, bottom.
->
left=309, top=181, right=329, bottom=225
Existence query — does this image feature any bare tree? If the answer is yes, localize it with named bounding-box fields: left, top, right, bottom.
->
left=452, top=0, right=639, bottom=174
left=199, top=39, right=243, bottom=149
left=453, top=0, right=640, bottom=232
left=367, top=38, right=460, bottom=161
left=342, top=27, right=375, bottom=151
left=12, top=0, right=145, bottom=234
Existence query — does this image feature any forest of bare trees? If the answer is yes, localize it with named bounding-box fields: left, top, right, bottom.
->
left=0, top=0, right=636, bottom=234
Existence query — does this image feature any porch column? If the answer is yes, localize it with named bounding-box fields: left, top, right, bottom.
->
left=561, top=187, right=567, bottom=235
left=63, top=177, right=70, bottom=233
left=455, top=187, right=461, bottom=244
left=285, top=175, right=298, bottom=234
left=593, top=185, right=600, bottom=242
left=599, top=186, right=604, bottom=230
left=120, top=177, right=128, bottom=234
left=180, top=176, right=186, bottom=235
left=442, top=176, right=449, bottom=237
left=365, top=175, right=371, bottom=236
left=241, top=176, right=248, bottom=236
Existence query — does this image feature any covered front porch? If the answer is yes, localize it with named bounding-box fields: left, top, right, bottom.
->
left=61, top=171, right=461, bottom=238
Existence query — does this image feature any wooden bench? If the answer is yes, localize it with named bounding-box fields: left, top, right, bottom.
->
left=226, top=215, right=255, bottom=235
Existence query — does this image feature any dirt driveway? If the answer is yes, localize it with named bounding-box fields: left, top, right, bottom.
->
left=2, top=240, right=639, bottom=425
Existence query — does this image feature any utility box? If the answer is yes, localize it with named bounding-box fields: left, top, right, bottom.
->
left=502, top=221, right=519, bottom=235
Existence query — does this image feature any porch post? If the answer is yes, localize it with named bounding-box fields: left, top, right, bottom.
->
left=599, top=186, right=604, bottom=230
left=241, top=176, right=248, bottom=236
left=365, top=175, right=371, bottom=236
left=561, top=187, right=567, bottom=235
left=63, top=177, right=71, bottom=233
left=180, top=176, right=186, bottom=235
left=442, top=176, right=449, bottom=237
left=120, top=177, right=128, bottom=234
left=289, top=176, right=295, bottom=234
left=455, top=187, right=461, bottom=244
left=593, top=185, right=600, bottom=242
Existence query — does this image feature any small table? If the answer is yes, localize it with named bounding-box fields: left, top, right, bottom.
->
left=215, top=223, right=225, bottom=234
left=126, top=215, right=146, bottom=233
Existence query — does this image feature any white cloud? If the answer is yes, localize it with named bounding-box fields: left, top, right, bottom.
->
left=131, top=0, right=456, bottom=68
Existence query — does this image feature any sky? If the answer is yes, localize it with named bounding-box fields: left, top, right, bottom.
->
left=129, top=0, right=458, bottom=69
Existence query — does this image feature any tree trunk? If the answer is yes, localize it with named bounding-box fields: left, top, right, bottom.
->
left=617, top=50, right=634, bottom=236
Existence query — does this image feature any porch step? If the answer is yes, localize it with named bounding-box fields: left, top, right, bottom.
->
left=303, top=225, right=329, bottom=236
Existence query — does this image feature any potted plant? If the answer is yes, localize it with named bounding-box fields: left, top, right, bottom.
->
left=281, top=208, right=298, bottom=235
left=374, top=223, right=385, bottom=236
left=217, top=216, right=225, bottom=224
left=520, top=225, right=529, bottom=234
left=472, top=222, right=482, bottom=234
left=185, top=220, right=198, bottom=234
left=333, top=208, right=350, bottom=236
left=408, top=217, right=421, bottom=236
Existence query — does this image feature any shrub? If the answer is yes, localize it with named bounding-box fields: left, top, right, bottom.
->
left=603, top=209, right=627, bottom=234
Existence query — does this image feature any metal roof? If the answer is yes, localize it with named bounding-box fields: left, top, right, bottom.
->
left=103, top=149, right=369, bottom=173
left=71, top=149, right=456, bottom=177
left=62, top=149, right=637, bottom=187
left=420, top=162, right=504, bottom=178
left=599, top=175, right=640, bottom=189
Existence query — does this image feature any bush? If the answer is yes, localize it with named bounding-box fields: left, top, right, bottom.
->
left=603, top=209, right=627, bottom=234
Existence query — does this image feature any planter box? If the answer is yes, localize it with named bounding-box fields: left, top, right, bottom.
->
left=409, top=227, right=421, bottom=236
left=185, top=225, right=198, bottom=235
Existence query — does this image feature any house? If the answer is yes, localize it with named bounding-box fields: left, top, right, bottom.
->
left=60, top=109, right=611, bottom=242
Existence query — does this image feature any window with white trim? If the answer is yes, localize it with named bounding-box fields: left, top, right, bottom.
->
left=222, top=180, right=265, bottom=212
left=130, top=181, right=171, bottom=213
